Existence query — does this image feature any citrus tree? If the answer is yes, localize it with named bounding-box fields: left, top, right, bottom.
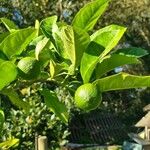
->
left=0, top=0, right=150, bottom=148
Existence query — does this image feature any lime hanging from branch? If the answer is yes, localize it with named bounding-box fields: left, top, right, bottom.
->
left=74, top=83, right=102, bottom=111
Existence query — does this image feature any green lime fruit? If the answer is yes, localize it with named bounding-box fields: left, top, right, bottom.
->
left=17, top=57, right=40, bottom=80
left=74, top=83, right=102, bottom=111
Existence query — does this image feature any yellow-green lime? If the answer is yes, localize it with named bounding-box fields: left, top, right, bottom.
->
left=74, top=83, right=101, bottom=111
left=17, top=57, right=40, bottom=80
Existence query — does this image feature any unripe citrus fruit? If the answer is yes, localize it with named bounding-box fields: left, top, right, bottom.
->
left=17, top=57, right=40, bottom=80
left=74, top=83, right=101, bottom=111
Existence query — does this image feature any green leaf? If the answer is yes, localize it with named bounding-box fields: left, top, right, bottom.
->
left=115, top=47, right=148, bottom=58
left=72, top=0, right=110, bottom=31
left=94, top=72, right=150, bottom=92
left=0, top=32, right=9, bottom=43
left=80, top=42, right=103, bottom=83
left=40, top=16, right=58, bottom=38
left=0, top=139, right=19, bottom=149
left=53, top=31, right=65, bottom=57
left=96, top=47, right=148, bottom=77
left=1, top=89, right=30, bottom=112
left=0, top=60, right=17, bottom=90
left=1, top=18, right=18, bottom=31
left=61, top=26, right=75, bottom=66
left=91, top=25, right=126, bottom=60
left=35, top=20, right=40, bottom=35
left=29, top=35, right=44, bottom=46
left=38, top=71, right=49, bottom=80
left=41, top=89, right=69, bottom=124
left=96, top=54, right=141, bottom=78
left=73, top=27, right=90, bottom=67
left=61, top=25, right=90, bottom=69
left=35, top=37, right=52, bottom=67
left=0, top=109, right=4, bottom=134
left=35, top=37, right=50, bottom=60
left=40, top=16, right=65, bottom=56
left=50, top=60, right=68, bottom=78
left=80, top=25, right=126, bottom=83
left=0, top=51, right=8, bottom=60
left=0, top=27, right=37, bottom=59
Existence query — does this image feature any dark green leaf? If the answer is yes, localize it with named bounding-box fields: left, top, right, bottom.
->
left=72, top=0, right=110, bottom=31
left=0, top=51, right=8, bottom=60
left=41, top=89, right=69, bottom=124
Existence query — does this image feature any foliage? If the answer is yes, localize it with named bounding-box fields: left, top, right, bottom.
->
left=1, top=0, right=150, bottom=50
left=0, top=0, right=150, bottom=149
left=1, top=84, right=71, bottom=149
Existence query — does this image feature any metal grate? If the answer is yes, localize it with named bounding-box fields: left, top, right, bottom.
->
left=68, top=111, right=127, bottom=146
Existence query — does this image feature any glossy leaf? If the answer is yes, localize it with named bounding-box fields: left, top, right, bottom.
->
left=1, top=18, right=18, bottom=31
left=1, top=89, right=30, bottom=112
left=91, top=25, right=126, bottom=60
left=0, top=28, right=37, bottom=58
left=53, top=31, right=65, bottom=58
left=80, top=25, right=126, bottom=83
left=94, top=72, right=150, bottom=92
left=61, top=25, right=90, bottom=69
left=40, top=16, right=65, bottom=56
left=0, top=139, right=19, bottom=149
left=35, top=37, right=50, bottom=60
left=61, top=26, right=75, bottom=67
left=29, top=35, right=44, bottom=46
left=35, top=37, right=52, bottom=67
left=41, top=89, right=69, bottom=124
left=115, top=47, right=148, bottom=58
left=73, top=27, right=90, bottom=67
left=72, top=0, right=110, bottom=31
left=40, top=16, right=58, bottom=38
left=0, top=60, right=17, bottom=90
left=96, top=54, right=141, bottom=78
left=0, top=109, right=4, bottom=134
left=80, top=42, right=104, bottom=83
